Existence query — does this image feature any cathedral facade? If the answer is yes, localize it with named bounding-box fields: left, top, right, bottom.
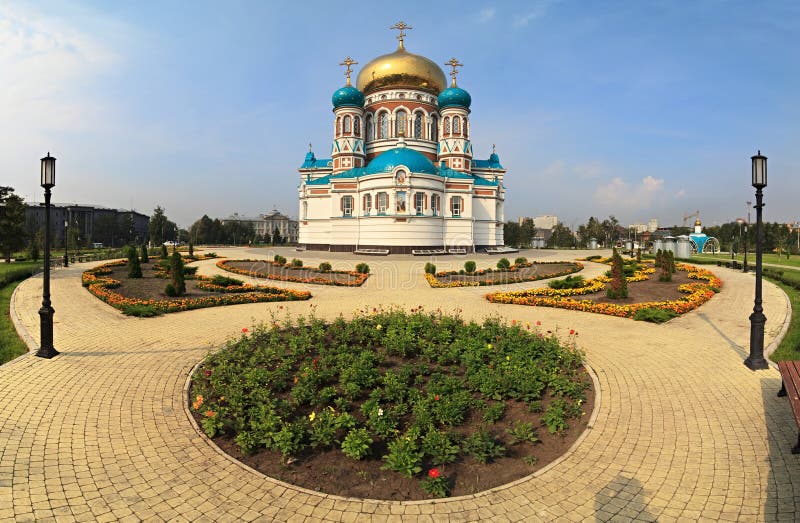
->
left=298, top=23, right=506, bottom=254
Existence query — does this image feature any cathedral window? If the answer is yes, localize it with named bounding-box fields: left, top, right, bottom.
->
left=453, top=116, right=461, bottom=135
left=377, top=192, right=388, bottom=214
left=414, top=193, right=425, bottom=215
left=336, top=117, right=341, bottom=135
left=444, top=117, right=450, bottom=135
left=450, top=196, right=463, bottom=217
left=363, top=194, right=372, bottom=215
left=343, top=115, right=351, bottom=133
left=463, top=117, right=468, bottom=138
left=341, top=195, right=354, bottom=217
left=414, top=112, right=423, bottom=138
left=354, top=116, right=361, bottom=137
left=431, top=115, right=438, bottom=141
left=396, top=110, right=407, bottom=136
left=431, top=194, right=440, bottom=216
left=366, top=115, right=373, bottom=140
left=302, top=201, right=307, bottom=220
left=378, top=112, right=388, bottom=139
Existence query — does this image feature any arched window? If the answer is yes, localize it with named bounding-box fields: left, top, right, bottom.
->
left=450, top=196, right=463, bottom=217
left=302, top=201, right=308, bottom=220
left=365, top=115, right=373, bottom=140
left=343, top=115, right=351, bottom=133
left=414, top=192, right=425, bottom=215
left=430, top=115, right=438, bottom=141
left=395, top=110, right=406, bottom=136
left=431, top=194, right=440, bottom=216
left=414, top=112, right=423, bottom=138
left=378, top=112, right=388, bottom=139
left=336, top=116, right=341, bottom=135
left=462, top=117, right=468, bottom=138
left=363, top=194, right=372, bottom=215
left=354, top=116, right=361, bottom=137
left=341, top=195, right=354, bottom=217
left=444, top=117, right=451, bottom=135
left=376, top=192, right=389, bottom=214
left=453, top=116, right=460, bottom=135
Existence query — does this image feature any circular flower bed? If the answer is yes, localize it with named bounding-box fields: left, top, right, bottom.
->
left=189, top=310, right=593, bottom=500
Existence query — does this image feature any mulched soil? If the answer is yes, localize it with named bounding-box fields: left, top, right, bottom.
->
left=195, top=373, right=595, bottom=501
left=584, top=270, right=693, bottom=304
left=437, top=263, right=578, bottom=285
left=224, top=260, right=362, bottom=285
left=106, top=263, right=222, bottom=300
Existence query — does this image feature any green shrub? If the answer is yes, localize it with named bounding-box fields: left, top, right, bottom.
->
left=606, top=249, right=628, bottom=299
left=160, top=245, right=168, bottom=259
left=421, top=428, right=459, bottom=465
left=188, top=242, right=194, bottom=258
left=355, top=262, right=370, bottom=274
left=497, top=258, right=510, bottom=270
left=28, top=241, right=40, bottom=262
left=274, top=254, right=287, bottom=265
left=169, top=252, right=185, bottom=296
left=164, top=283, right=178, bottom=297
left=126, top=246, right=142, bottom=278
left=291, top=258, right=303, bottom=268
left=464, top=260, right=477, bottom=273
left=210, top=275, right=244, bottom=287
left=514, top=257, right=527, bottom=265
left=183, top=266, right=198, bottom=276
left=140, top=244, right=149, bottom=264
left=319, top=261, right=332, bottom=272
left=548, top=275, right=585, bottom=290
left=586, top=255, right=602, bottom=260
left=542, top=399, right=569, bottom=434
left=341, top=428, right=372, bottom=460
left=462, top=428, right=506, bottom=463
left=424, top=262, right=436, bottom=274
left=382, top=431, right=423, bottom=477
left=506, top=421, right=539, bottom=445
left=120, top=303, right=162, bottom=317
left=632, top=307, right=679, bottom=323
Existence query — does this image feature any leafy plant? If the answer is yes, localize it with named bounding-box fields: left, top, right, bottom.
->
left=462, top=428, right=506, bottom=463
left=319, top=261, right=332, bottom=272
left=424, top=262, right=436, bottom=275
left=421, top=428, right=459, bottom=465
left=464, top=260, right=476, bottom=273
left=211, top=275, right=244, bottom=287
left=514, top=257, right=528, bottom=265
left=542, top=399, right=569, bottom=434
left=272, top=421, right=307, bottom=459
left=341, top=427, right=372, bottom=460
left=497, top=258, right=510, bottom=270
left=355, top=262, right=370, bottom=274
left=188, top=242, right=194, bottom=258
left=606, top=248, right=628, bottom=299
left=420, top=469, right=450, bottom=498
left=120, top=303, right=162, bottom=317
left=481, top=402, right=505, bottom=424
left=291, top=258, right=303, bottom=268
left=140, top=244, right=149, bottom=264
left=274, top=254, right=287, bottom=265
left=382, top=431, right=424, bottom=477
left=126, top=246, right=142, bottom=278
left=548, top=275, right=585, bottom=289
left=170, top=251, right=186, bottom=296
left=506, top=421, right=539, bottom=445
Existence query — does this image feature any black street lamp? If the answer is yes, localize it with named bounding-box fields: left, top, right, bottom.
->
left=745, top=150, right=768, bottom=370
left=743, top=201, right=751, bottom=272
left=63, top=218, right=69, bottom=267
left=36, top=153, right=59, bottom=359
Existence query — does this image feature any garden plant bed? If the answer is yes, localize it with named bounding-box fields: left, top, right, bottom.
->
left=426, top=261, right=583, bottom=288
left=487, top=261, right=722, bottom=321
left=82, top=260, right=311, bottom=315
left=218, top=259, right=369, bottom=286
left=189, top=310, right=593, bottom=500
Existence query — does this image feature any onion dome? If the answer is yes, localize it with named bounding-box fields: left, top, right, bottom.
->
left=694, top=218, right=702, bottom=227
left=332, top=85, right=365, bottom=109
left=365, top=147, right=437, bottom=175
left=437, top=86, right=471, bottom=109
left=356, top=46, right=447, bottom=95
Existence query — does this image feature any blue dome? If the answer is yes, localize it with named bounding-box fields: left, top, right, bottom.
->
left=437, top=86, right=472, bottom=109
left=365, top=148, right=438, bottom=175
left=332, top=85, right=364, bottom=108
left=489, top=152, right=500, bottom=164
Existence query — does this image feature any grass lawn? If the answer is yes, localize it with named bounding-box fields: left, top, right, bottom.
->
left=695, top=252, right=800, bottom=269
left=0, top=281, right=28, bottom=364
left=767, top=274, right=800, bottom=362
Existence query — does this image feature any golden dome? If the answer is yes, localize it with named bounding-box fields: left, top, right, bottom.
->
left=694, top=218, right=702, bottom=226
left=356, top=45, right=447, bottom=95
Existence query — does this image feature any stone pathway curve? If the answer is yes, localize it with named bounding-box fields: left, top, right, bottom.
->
left=1, top=248, right=798, bottom=522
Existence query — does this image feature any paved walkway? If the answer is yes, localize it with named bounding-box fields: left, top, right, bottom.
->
left=2, top=248, right=798, bottom=522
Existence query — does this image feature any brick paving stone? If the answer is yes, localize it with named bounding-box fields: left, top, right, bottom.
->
left=2, top=249, right=799, bottom=521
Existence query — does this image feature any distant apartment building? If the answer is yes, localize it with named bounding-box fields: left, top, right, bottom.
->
left=223, top=209, right=299, bottom=243
left=25, top=203, right=149, bottom=248
left=648, top=218, right=658, bottom=232
left=629, top=219, right=659, bottom=234
left=518, top=215, right=559, bottom=230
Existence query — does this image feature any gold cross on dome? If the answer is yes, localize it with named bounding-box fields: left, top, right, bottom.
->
left=390, top=21, right=412, bottom=49
left=339, top=57, right=358, bottom=86
left=445, top=57, right=464, bottom=87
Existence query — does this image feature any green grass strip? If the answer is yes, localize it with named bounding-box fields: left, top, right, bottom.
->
left=767, top=277, right=800, bottom=362
left=0, top=281, right=29, bottom=365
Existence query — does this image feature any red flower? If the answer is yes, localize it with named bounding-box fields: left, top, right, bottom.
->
left=434, top=395, right=440, bottom=401
left=428, top=468, right=440, bottom=479
left=536, top=321, right=541, bottom=326
left=205, top=369, right=212, bottom=377
left=242, top=327, right=248, bottom=333
left=569, top=329, right=575, bottom=335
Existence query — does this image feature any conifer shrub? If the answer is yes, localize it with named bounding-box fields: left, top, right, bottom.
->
left=160, top=245, right=168, bottom=259
left=140, top=244, right=149, bottom=264
left=464, top=261, right=476, bottom=273
left=169, top=251, right=185, bottom=296
left=514, top=257, right=528, bottom=265
left=606, top=248, right=628, bottom=299
left=188, top=242, right=194, bottom=258
left=497, top=258, right=511, bottom=270
left=424, top=262, right=436, bottom=274
left=319, top=262, right=332, bottom=272
left=355, top=262, right=370, bottom=274
left=127, top=246, right=142, bottom=278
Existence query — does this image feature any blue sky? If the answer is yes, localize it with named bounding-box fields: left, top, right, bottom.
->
left=2, top=0, right=798, bottom=229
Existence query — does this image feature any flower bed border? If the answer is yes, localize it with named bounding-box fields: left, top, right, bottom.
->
left=82, top=260, right=311, bottom=314
left=425, top=261, right=584, bottom=288
left=486, top=262, right=722, bottom=320
left=217, top=259, right=369, bottom=287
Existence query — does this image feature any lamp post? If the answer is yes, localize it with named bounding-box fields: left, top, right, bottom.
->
left=63, top=219, right=69, bottom=267
left=736, top=218, right=744, bottom=259
left=745, top=150, right=768, bottom=370
left=36, top=153, right=59, bottom=359
left=743, top=201, right=751, bottom=272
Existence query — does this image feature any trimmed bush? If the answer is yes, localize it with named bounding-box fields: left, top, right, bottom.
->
left=291, top=258, right=303, bottom=268
left=164, top=283, right=178, bottom=297
left=497, top=258, right=511, bottom=270
left=126, top=246, right=142, bottom=278
left=355, top=262, right=370, bottom=274
left=140, top=244, right=149, bottom=264
left=188, top=242, right=194, bottom=258
left=319, top=262, right=332, bottom=272
left=548, top=275, right=585, bottom=289
left=160, top=245, right=168, bottom=259
left=464, top=260, right=476, bottom=273
left=633, top=307, right=679, bottom=323
left=514, top=257, right=528, bottom=265
left=274, top=254, right=287, bottom=265
left=606, top=249, right=628, bottom=299
left=170, top=251, right=185, bottom=296
left=210, top=275, right=244, bottom=287
left=424, top=262, right=436, bottom=274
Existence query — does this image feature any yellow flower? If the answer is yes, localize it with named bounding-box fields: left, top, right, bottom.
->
left=376, top=324, right=382, bottom=330
left=487, top=343, right=493, bottom=349
left=309, top=411, right=316, bottom=421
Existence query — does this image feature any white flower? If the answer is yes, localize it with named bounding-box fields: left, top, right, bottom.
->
left=377, top=408, right=384, bottom=416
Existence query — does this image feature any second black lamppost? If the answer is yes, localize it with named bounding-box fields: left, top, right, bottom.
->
left=36, top=153, right=59, bottom=359
left=744, top=150, right=768, bottom=370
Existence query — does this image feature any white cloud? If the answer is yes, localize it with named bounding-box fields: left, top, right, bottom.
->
left=593, top=175, right=665, bottom=211
left=513, top=0, right=559, bottom=28
left=675, top=189, right=686, bottom=198
left=478, top=8, right=495, bottom=23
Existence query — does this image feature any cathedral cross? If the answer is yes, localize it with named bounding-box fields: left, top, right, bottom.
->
left=444, top=57, right=464, bottom=87
left=339, top=57, right=358, bottom=86
left=390, top=21, right=412, bottom=49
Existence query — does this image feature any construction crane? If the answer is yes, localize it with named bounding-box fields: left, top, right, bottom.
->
left=682, top=210, right=699, bottom=228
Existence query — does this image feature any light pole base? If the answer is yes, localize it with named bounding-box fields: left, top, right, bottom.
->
left=35, top=346, right=60, bottom=359
left=744, top=356, right=769, bottom=370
